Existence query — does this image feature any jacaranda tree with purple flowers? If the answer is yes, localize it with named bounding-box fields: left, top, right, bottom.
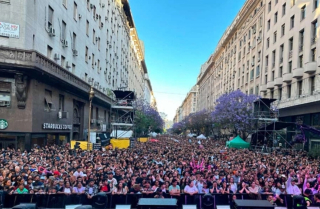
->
left=133, top=99, right=164, bottom=136
left=211, top=90, right=257, bottom=139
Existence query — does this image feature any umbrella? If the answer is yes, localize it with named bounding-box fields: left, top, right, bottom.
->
left=149, top=139, right=159, bottom=142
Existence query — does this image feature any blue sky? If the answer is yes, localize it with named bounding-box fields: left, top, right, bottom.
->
left=130, top=0, right=246, bottom=120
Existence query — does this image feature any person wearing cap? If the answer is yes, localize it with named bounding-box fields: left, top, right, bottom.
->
left=286, top=172, right=301, bottom=195
left=302, top=188, right=312, bottom=207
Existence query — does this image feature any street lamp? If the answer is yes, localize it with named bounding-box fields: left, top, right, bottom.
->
left=88, top=86, right=95, bottom=143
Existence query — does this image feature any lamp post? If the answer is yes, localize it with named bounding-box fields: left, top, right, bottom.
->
left=88, top=86, right=95, bottom=143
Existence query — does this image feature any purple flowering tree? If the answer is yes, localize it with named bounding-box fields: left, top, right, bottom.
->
left=171, top=122, right=185, bottom=134
left=211, top=90, right=257, bottom=139
left=133, top=99, right=164, bottom=136
left=182, top=110, right=212, bottom=135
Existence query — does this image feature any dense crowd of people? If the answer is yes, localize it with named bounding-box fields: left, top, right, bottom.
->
left=1, top=136, right=320, bottom=207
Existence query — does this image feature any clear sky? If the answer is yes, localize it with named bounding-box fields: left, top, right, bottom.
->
left=130, top=0, right=246, bottom=120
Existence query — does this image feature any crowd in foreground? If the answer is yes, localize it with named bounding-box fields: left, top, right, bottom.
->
left=1, top=136, right=320, bottom=207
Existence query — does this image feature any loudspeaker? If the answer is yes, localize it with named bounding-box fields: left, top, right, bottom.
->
left=216, top=206, right=231, bottom=209
left=182, top=205, right=197, bottom=209
left=74, top=205, right=92, bottom=209
left=115, top=205, right=131, bottom=209
left=91, top=193, right=108, bottom=209
left=12, top=203, right=36, bottom=209
left=202, top=194, right=214, bottom=208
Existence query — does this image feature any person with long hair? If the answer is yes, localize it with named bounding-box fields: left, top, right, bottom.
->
left=112, top=182, right=127, bottom=195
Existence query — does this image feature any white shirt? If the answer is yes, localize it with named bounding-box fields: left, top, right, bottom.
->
left=184, top=185, right=198, bottom=193
left=73, top=171, right=84, bottom=177
left=286, top=177, right=301, bottom=195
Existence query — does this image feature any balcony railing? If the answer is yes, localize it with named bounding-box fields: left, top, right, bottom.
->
left=311, top=37, right=317, bottom=45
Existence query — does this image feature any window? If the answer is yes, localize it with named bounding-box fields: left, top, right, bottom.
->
left=255, top=85, right=259, bottom=95
left=274, top=12, right=278, bottom=24
left=85, top=73, right=88, bottom=82
left=274, top=31, right=277, bottom=43
left=72, top=33, right=76, bottom=50
left=312, top=20, right=318, bottom=41
left=268, top=1, right=271, bottom=12
left=92, top=53, right=95, bottom=68
left=270, top=90, right=274, bottom=99
left=59, top=95, right=64, bottom=111
left=97, top=59, right=100, bottom=73
left=291, top=0, right=295, bottom=7
left=287, top=84, right=291, bottom=98
left=299, top=55, right=303, bottom=67
left=311, top=76, right=315, bottom=94
left=299, top=29, right=304, bottom=51
left=267, top=19, right=271, bottom=30
left=72, top=63, right=75, bottom=74
left=246, top=72, right=249, bottom=82
left=288, top=61, right=292, bottom=73
left=298, top=80, right=303, bottom=96
left=314, top=0, right=319, bottom=10
left=280, top=44, right=284, bottom=62
left=281, top=24, right=285, bottom=36
left=47, top=45, right=52, bottom=58
left=61, top=55, right=65, bottom=67
left=266, top=55, right=269, bottom=67
left=311, top=48, right=316, bottom=61
left=279, top=66, right=283, bottom=77
left=267, top=38, right=270, bottom=48
left=63, top=0, right=67, bottom=7
left=301, top=5, right=306, bottom=20
left=282, top=3, right=286, bottom=16
left=265, top=75, right=268, bottom=84
left=73, top=2, right=78, bottom=20
left=62, top=21, right=66, bottom=40
left=290, top=15, right=295, bottom=29
left=93, top=29, right=95, bottom=44
left=250, top=69, right=254, bottom=80
left=44, top=89, right=53, bottom=110
left=272, top=71, right=275, bottom=81
left=272, top=50, right=276, bottom=68
left=86, top=20, right=89, bottom=36
left=279, top=88, right=282, bottom=100
left=0, top=81, right=11, bottom=107
left=87, top=0, right=90, bottom=10
left=85, top=46, right=88, bottom=63
left=289, top=37, right=293, bottom=51
left=48, top=6, right=54, bottom=29
left=275, top=0, right=278, bottom=5
left=256, top=65, right=260, bottom=77
left=250, top=88, right=254, bottom=94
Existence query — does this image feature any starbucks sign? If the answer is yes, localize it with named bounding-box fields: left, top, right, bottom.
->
left=0, top=119, right=8, bottom=130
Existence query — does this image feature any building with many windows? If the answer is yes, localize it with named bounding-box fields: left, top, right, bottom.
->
left=0, top=0, right=154, bottom=150
left=173, top=85, right=198, bottom=122
left=184, top=0, right=320, bottom=148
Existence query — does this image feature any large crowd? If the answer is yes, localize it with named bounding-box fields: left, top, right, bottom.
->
left=1, top=136, right=320, bottom=207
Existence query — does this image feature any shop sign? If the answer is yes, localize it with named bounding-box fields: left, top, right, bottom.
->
left=43, top=123, right=72, bottom=130
left=0, top=119, right=8, bottom=130
left=93, top=143, right=101, bottom=150
left=0, top=22, right=20, bottom=38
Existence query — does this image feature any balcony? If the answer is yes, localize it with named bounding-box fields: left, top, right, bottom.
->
left=267, top=81, right=275, bottom=89
left=283, top=72, right=292, bottom=82
left=265, top=66, right=268, bottom=73
left=304, top=61, right=317, bottom=74
left=280, top=57, right=283, bottom=64
left=274, top=77, right=283, bottom=86
left=260, top=84, right=267, bottom=92
left=292, top=68, right=304, bottom=78
left=299, top=45, right=304, bottom=53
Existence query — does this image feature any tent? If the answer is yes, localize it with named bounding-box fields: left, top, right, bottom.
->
left=226, top=135, right=250, bottom=149
left=197, top=134, right=206, bottom=139
left=187, top=133, right=196, bottom=137
left=149, top=132, right=157, bottom=137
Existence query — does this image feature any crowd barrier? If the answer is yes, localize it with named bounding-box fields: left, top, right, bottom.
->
left=0, top=192, right=315, bottom=209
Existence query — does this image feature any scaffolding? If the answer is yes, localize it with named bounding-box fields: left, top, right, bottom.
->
left=110, top=90, right=135, bottom=139
left=250, top=98, right=295, bottom=153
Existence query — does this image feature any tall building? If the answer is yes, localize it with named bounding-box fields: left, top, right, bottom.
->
left=194, top=0, right=320, bottom=148
left=197, top=0, right=265, bottom=112
left=173, top=85, right=198, bottom=122
left=261, top=0, right=320, bottom=148
left=0, top=0, right=153, bottom=150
